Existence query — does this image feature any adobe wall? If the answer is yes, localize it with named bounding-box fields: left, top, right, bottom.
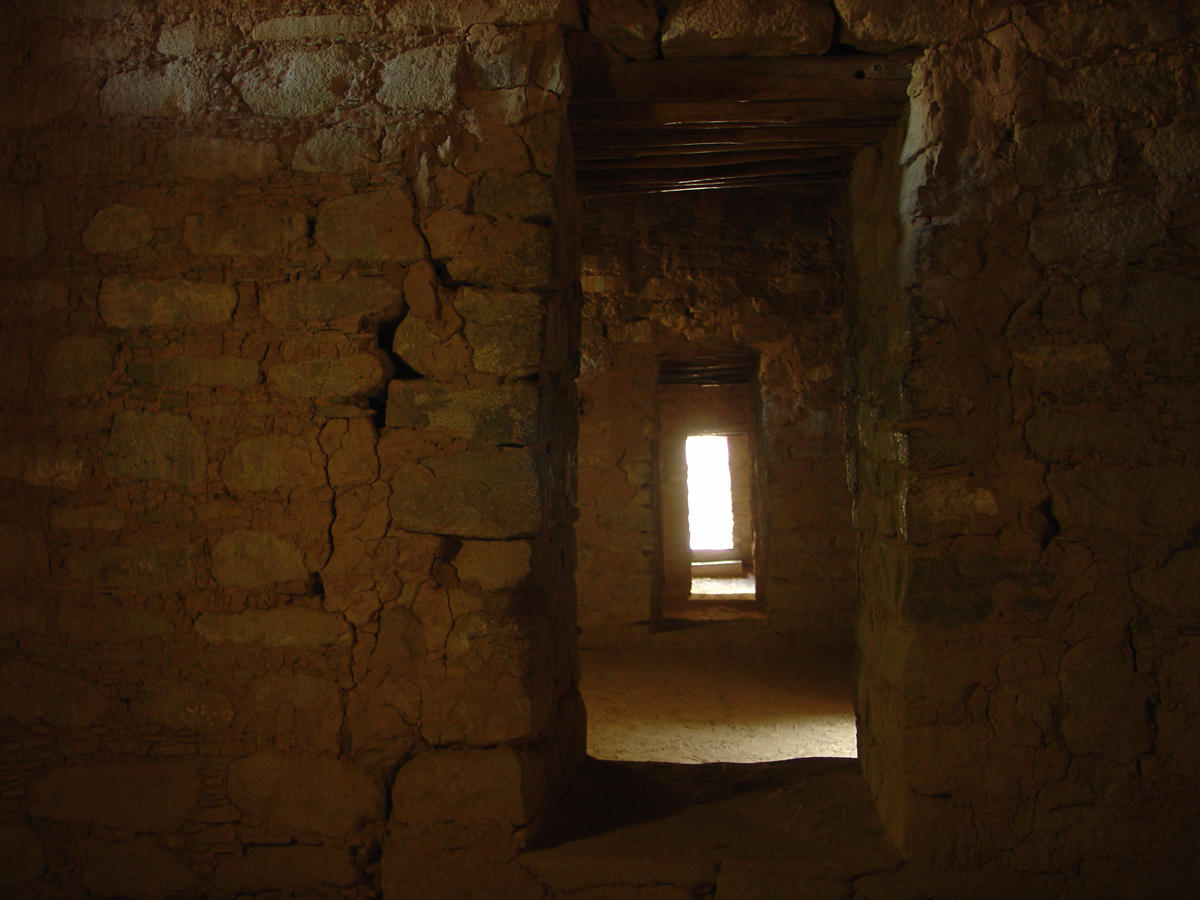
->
left=576, top=187, right=856, bottom=644
left=0, top=2, right=582, bottom=897
left=847, top=1, right=1200, bottom=890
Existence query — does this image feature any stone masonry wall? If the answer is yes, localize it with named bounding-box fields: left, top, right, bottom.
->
left=0, top=2, right=582, bottom=898
left=847, top=1, right=1200, bottom=891
left=576, top=187, right=856, bottom=645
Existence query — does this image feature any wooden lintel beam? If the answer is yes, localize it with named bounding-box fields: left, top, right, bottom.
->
left=574, top=141, right=877, bottom=162
left=569, top=99, right=906, bottom=127
left=577, top=147, right=857, bottom=170
left=570, top=125, right=892, bottom=149
left=575, top=154, right=856, bottom=189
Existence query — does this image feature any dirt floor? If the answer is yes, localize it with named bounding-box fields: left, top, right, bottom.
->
left=579, top=623, right=858, bottom=763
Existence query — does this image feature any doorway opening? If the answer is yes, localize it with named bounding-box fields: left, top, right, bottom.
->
left=686, top=432, right=755, bottom=601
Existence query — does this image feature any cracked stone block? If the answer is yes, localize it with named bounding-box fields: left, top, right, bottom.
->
left=104, top=411, right=207, bottom=485
left=379, top=44, right=462, bottom=111
left=0, top=826, right=46, bottom=887
left=662, top=0, right=834, bottom=57
left=455, top=287, right=544, bottom=376
left=227, top=750, right=384, bottom=836
left=131, top=682, right=234, bottom=733
left=0, top=597, right=47, bottom=633
left=78, top=838, right=199, bottom=899
left=1014, top=121, right=1116, bottom=189
left=99, top=276, right=237, bottom=328
left=222, top=435, right=324, bottom=491
left=588, top=0, right=661, bottom=59
left=386, top=382, right=540, bottom=444
left=1060, top=638, right=1152, bottom=762
left=57, top=604, right=175, bottom=643
left=1132, top=547, right=1200, bottom=616
left=195, top=608, right=353, bottom=647
left=294, top=128, right=380, bottom=174
left=386, top=0, right=580, bottom=31
left=320, top=417, right=379, bottom=486
left=0, top=197, right=46, bottom=257
left=0, top=525, right=49, bottom=582
left=455, top=541, right=534, bottom=591
left=316, top=188, right=425, bottom=263
left=0, top=661, right=114, bottom=727
left=1048, top=467, right=1200, bottom=536
left=211, top=530, right=307, bottom=586
left=1029, top=201, right=1165, bottom=265
left=389, top=449, right=542, bottom=538
left=835, top=0, right=981, bottom=50
left=0, top=441, right=85, bottom=489
left=1083, top=274, right=1200, bottom=329
left=239, top=45, right=367, bottom=117
left=65, top=544, right=197, bottom=591
left=251, top=15, right=372, bottom=41
left=215, top=845, right=359, bottom=893
left=1061, top=64, right=1176, bottom=112
left=157, top=22, right=236, bottom=55
left=1012, top=343, right=1112, bottom=389
left=184, top=205, right=307, bottom=257
left=127, top=355, right=261, bottom=389
left=82, top=204, right=154, bottom=252
left=38, top=129, right=144, bottom=176
left=1142, top=118, right=1200, bottom=179
left=100, top=60, right=212, bottom=116
left=267, top=354, right=389, bottom=398
left=1026, top=410, right=1146, bottom=455
left=245, top=674, right=343, bottom=754
left=156, top=136, right=280, bottom=180
left=260, top=277, right=402, bottom=324
left=424, top=210, right=555, bottom=291
left=474, top=171, right=556, bottom=220
left=33, top=0, right=139, bottom=19
left=27, top=762, right=201, bottom=831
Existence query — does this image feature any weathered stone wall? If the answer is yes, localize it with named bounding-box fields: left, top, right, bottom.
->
left=576, top=187, right=856, bottom=644
left=0, top=2, right=582, bottom=897
left=848, top=2, right=1200, bottom=890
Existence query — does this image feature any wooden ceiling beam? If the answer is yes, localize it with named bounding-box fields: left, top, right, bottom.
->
left=571, top=124, right=892, bottom=149
left=569, top=99, right=905, bottom=127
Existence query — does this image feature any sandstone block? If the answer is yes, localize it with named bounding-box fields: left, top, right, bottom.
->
left=1012, top=343, right=1112, bottom=388
left=37, top=129, right=143, bottom=176
left=1142, top=119, right=1200, bottom=179
left=251, top=15, right=372, bottom=41
left=386, top=382, right=540, bottom=444
left=474, top=171, right=556, bottom=220
left=294, top=128, right=380, bottom=174
left=424, top=210, right=555, bottom=291
left=588, top=0, right=661, bottom=59
left=1026, top=410, right=1145, bottom=455
left=82, top=204, right=154, bottom=252
left=1014, top=121, right=1116, bottom=189
left=320, top=417, right=379, bottom=486
left=454, top=540, right=533, bottom=590
left=0, top=68, right=79, bottom=128
left=239, top=46, right=365, bottom=117
left=49, top=505, right=124, bottom=530
left=0, top=596, right=47, bottom=633
left=455, top=287, right=545, bottom=376
left=662, top=0, right=834, bottom=57
left=385, top=0, right=581, bottom=31
left=1062, top=64, right=1176, bottom=112
left=127, top=355, right=261, bottom=389
left=211, top=530, right=307, bottom=586
left=0, top=441, right=85, bottom=489
left=1029, top=201, right=1165, bottom=265
left=904, top=474, right=998, bottom=543
left=0, top=826, right=46, bottom=886
left=379, top=45, right=462, bottom=111
left=1132, top=548, right=1200, bottom=616
left=131, top=682, right=234, bottom=733
left=100, top=61, right=212, bottom=117
left=222, top=435, right=323, bottom=491
left=1060, top=638, right=1152, bottom=762
left=104, top=411, right=206, bottom=485
left=27, top=762, right=201, bottom=831
left=1082, top=274, right=1200, bottom=328
left=834, top=0, right=981, bottom=50
left=227, top=751, right=384, bottom=836
left=65, top=544, right=197, bottom=591
left=78, top=838, right=199, bottom=898
left=0, top=524, right=49, bottom=582
left=157, top=136, right=280, bottom=180
left=246, top=673, right=343, bottom=754
left=184, top=206, right=307, bottom=257
left=0, top=197, right=46, bottom=257
left=316, top=188, right=424, bottom=263
left=468, top=26, right=537, bottom=89
left=157, top=22, right=237, bottom=56
left=389, top=449, right=542, bottom=538
left=0, top=661, right=113, bottom=727
left=46, top=336, right=112, bottom=398
left=215, top=845, right=359, bottom=893
left=901, top=553, right=994, bottom=627
left=268, top=354, right=388, bottom=398
left=261, top=277, right=402, bottom=324
left=57, top=604, right=175, bottom=643
left=34, top=0, right=139, bottom=19
left=99, top=276, right=237, bottom=328
left=391, top=315, right=443, bottom=376
left=1048, top=468, right=1200, bottom=536
left=195, top=608, right=352, bottom=647
left=0, top=278, right=67, bottom=319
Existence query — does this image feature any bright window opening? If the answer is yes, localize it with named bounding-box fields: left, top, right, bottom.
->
left=686, top=434, right=734, bottom=551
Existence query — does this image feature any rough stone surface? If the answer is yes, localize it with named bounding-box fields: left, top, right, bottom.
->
left=1082, top=274, right=1200, bottom=328
left=389, top=450, right=542, bottom=538
left=587, top=0, right=661, bottom=59
left=27, top=762, right=201, bottom=831
left=379, top=45, right=462, bottom=111
left=261, top=277, right=402, bottom=324
left=104, top=411, right=207, bottom=485
left=77, top=839, right=199, bottom=898
left=251, top=15, right=372, bottom=41
left=0, top=825, right=46, bottom=886
left=127, top=355, right=261, bottom=388
left=1014, top=121, right=1116, bottom=189
left=64, top=544, right=197, bottom=591
left=57, top=604, right=176, bottom=643
left=661, top=0, right=835, bottom=57
left=294, top=128, right=380, bottom=174
left=211, top=530, right=308, bottom=586
left=834, top=0, right=985, bottom=50
left=45, top=335, right=114, bottom=398
left=215, top=845, right=359, bottom=893
left=130, top=682, right=235, bottom=732
left=0, top=442, right=83, bottom=489
left=424, top=210, right=555, bottom=290
left=98, top=276, right=238, bottom=328
left=0, top=197, right=46, bottom=257
left=238, top=46, right=367, bottom=118
left=221, top=435, right=323, bottom=491
left=82, top=204, right=155, bottom=252
left=227, top=751, right=384, bottom=836
left=267, top=354, right=389, bottom=398
left=1141, top=118, right=1200, bottom=179
left=1028, top=201, right=1166, bottom=264
left=454, top=540, right=533, bottom=591
left=455, top=287, right=544, bottom=375
left=184, top=206, right=307, bottom=257
left=386, top=382, right=540, bottom=444
left=100, top=61, right=212, bottom=116
left=195, top=608, right=353, bottom=647
left=156, top=136, right=280, bottom=180
left=316, top=189, right=425, bottom=263
left=0, top=662, right=113, bottom=727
